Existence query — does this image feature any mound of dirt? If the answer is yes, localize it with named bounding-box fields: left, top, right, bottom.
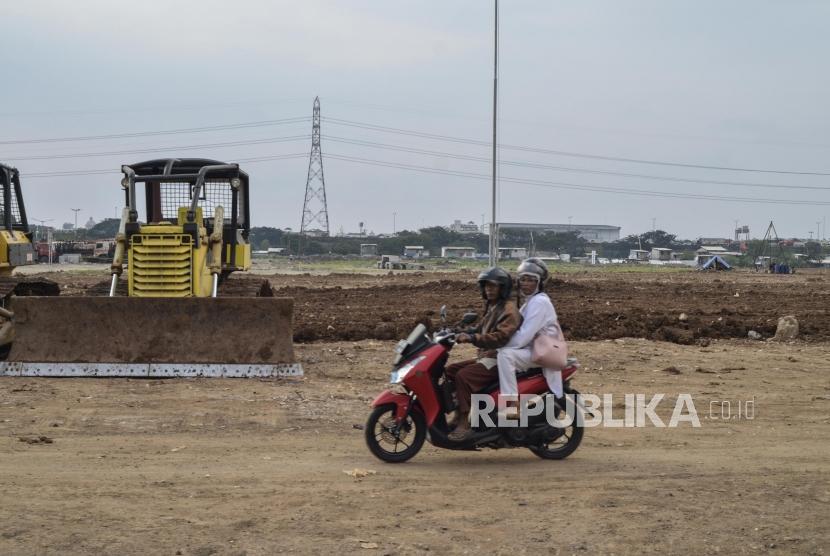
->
left=26, top=269, right=830, bottom=345
left=276, top=274, right=830, bottom=345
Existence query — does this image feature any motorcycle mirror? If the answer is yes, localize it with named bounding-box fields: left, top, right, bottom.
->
left=440, top=305, right=447, bottom=322
left=460, top=312, right=478, bottom=325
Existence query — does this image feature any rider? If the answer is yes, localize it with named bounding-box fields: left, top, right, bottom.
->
left=497, top=258, right=564, bottom=415
left=445, top=267, right=521, bottom=441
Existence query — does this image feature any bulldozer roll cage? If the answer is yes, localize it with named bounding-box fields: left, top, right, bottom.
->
left=0, top=164, right=31, bottom=237
left=121, top=158, right=250, bottom=267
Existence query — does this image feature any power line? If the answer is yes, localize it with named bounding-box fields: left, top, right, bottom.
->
left=0, top=117, right=309, bottom=145
left=4, top=135, right=310, bottom=161
left=17, top=129, right=827, bottom=192
left=325, top=136, right=830, bottom=192
left=21, top=153, right=308, bottom=179
left=20, top=145, right=826, bottom=205
left=323, top=153, right=830, bottom=206
left=323, top=117, right=830, bottom=177
left=0, top=99, right=311, bottom=119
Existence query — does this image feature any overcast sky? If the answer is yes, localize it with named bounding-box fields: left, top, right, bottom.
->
left=2, top=0, right=828, bottom=240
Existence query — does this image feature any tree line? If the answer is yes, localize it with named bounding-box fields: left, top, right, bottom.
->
left=36, top=220, right=826, bottom=262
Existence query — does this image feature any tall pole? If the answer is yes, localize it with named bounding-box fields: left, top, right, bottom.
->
left=393, top=212, right=397, bottom=235
left=489, top=0, right=499, bottom=267
left=71, top=208, right=81, bottom=238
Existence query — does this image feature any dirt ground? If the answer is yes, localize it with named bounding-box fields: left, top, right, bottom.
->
left=23, top=264, right=830, bottom=345
left=1, top=266, right=828, bottom=554
left=1, top=337, right=829, bottom=555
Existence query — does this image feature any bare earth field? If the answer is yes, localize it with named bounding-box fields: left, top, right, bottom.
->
left=32, top=264, right=830, bottom=344
left=1, top=267, right=829, bottom=555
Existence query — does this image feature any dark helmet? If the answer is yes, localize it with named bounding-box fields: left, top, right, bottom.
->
left=477, top=266, right=513, bottom=300
left=516, top=257, right=549, bottom=292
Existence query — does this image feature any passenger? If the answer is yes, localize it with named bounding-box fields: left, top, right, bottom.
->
left=497, top=258, right=564, bottom=416
left=445, top=267, right=521, bottom=441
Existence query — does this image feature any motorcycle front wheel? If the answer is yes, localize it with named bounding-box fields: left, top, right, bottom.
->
left=365, top=404, right=426, bottom=463
left=528, top=390, right=584, bottom=460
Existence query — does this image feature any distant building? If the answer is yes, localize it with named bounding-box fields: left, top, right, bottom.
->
left=449, top=220, right=481, bottom=234
left=498, top=247, right=528, bottom=259
left=628, top=249, right=649, bottom=262
left=696, top=245, right=728, bottom=256
left=84, top=217, right=96, bottom=229
left=403, top=246, right=429, bottom=258
left=651, top=247, right=673, bottom=261
left=698, top=237, right=732, bottom=247
left=497, top=222, right=621, bottom=243
left=441, top=246, right=476, bottom=258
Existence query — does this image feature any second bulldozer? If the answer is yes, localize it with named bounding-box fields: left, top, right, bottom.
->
left=1, top=158, right=301, bottom=377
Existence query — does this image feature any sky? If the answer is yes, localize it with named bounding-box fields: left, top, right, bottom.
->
left=1, top=0, right=829, bottom=240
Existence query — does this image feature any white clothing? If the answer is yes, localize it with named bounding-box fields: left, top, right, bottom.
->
left=497, top=346, right=563, bottom=397
left=477, top=357, right=497, bottom=370
left=497, top=292, right=563, bottom=397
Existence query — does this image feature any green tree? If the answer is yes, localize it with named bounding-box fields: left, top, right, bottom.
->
left=86, top=218, right=120, bottom=239
left=805, top=241, right=823, bottom=261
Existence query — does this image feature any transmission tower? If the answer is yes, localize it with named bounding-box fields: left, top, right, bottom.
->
left=300, top=97, right=330, bottom=237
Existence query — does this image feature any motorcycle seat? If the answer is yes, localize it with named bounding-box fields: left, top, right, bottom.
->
left=478, top=367, right=544, bottom=394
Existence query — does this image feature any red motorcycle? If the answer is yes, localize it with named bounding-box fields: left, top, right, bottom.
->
left=365, top=310, right=584, bottom=463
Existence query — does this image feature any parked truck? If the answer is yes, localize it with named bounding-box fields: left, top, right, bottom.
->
left=376, top=255, right=425, bottom=270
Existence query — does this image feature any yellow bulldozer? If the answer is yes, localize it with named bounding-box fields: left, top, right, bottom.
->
left=0, top=164, right=59, bottom=350
left=0, top=163, right=37, bottom=275
left=1, top=158, right=301, bottom=378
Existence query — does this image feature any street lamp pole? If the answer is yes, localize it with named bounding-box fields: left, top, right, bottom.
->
left=71, top=208, right=81, bottom=236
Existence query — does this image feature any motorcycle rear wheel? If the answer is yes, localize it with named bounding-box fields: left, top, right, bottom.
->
left=528, top=390, right=584, bottom=460
left=365, top=404, right=426, bottom=463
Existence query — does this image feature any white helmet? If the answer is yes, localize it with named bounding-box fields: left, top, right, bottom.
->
left=516, top=258, right=549, bottom=292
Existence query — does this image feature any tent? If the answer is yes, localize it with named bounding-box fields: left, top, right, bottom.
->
left=700, top=255, right=732, bottom=271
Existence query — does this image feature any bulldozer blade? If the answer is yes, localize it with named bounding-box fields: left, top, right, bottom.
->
left=0, top=297, right=303, bottom=378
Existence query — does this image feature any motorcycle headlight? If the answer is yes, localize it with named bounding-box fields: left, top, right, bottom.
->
left=389, top=356, right=426, bottom=384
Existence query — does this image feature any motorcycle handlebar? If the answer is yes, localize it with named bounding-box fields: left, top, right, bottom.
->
left=433, top=330, right=458, bottom=345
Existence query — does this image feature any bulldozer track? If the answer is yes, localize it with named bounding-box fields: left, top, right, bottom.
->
left=0, top=276, right=60, bottom=301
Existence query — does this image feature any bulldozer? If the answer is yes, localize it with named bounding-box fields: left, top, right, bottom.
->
left=0, top=164, right=60, bottom=350
left=0, top=163, right=37, bottom=275
left=0, top=159, right=302, bottom=378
